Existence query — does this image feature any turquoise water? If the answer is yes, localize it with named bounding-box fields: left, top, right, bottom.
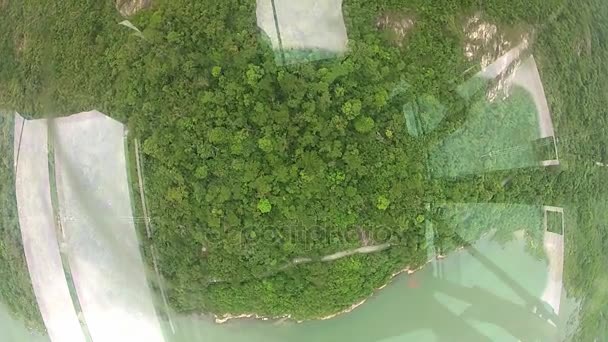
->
left=0, top=303, right=48, bottom=342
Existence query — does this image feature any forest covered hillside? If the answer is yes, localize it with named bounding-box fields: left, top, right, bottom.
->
left=0, top=0, right=606, bottom=339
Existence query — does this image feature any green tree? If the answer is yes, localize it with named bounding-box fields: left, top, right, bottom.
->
left=257, top=198, right=272, bottom=213
left=257, top=136, right=273, bottom=153
left=376, top=195, right=390, bottom=211
left=354, top=116, right=375, bottom=133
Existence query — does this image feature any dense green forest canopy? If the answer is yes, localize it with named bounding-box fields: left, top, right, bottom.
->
left=0, top=0, right=606, bottom=339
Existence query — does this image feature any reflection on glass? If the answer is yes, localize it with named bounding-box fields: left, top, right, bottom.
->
left=429, top=48, right=559, bottom=178
left=256, top=0, right=348, bottom=65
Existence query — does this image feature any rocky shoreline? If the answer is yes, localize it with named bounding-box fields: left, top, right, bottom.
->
left=214, top=255, right=446, bottom=324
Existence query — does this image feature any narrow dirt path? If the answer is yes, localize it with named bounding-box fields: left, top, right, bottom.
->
left=320, top=243, right=392, bottom=261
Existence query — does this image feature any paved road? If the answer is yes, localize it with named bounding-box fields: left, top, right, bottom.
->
left=53, top=111, right=164, bottom=342
left=14, top=114, right=86, bottom=342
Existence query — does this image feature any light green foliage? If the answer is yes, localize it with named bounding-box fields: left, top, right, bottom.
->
left=257, top=136, right=273, bottom=153
left=212, top=66, right=222, bottom=78
left=353, top=116, right=375, bottom=133
left=246, top=64, right=264, bottom=86
left=257, top=199, right=272, bottom=213
left=194, top=165, right=208, bottom=179
left=341, top=99, right=362, bottom=119
left=376, top=195, right=390, bottom=211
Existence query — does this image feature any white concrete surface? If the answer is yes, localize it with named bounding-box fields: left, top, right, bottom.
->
left=512, top=56, right=556, bottom=140
left=13, top=113, right=86, bottom=342
left=541, top=231, right=564, bottom=316
left=256, top=0, right=347, bottom=61
left=52, top=111, right=164, bottom=342
left=541, top=206, right=565, bottom=315
left=256, top=0, right=280, bottom=48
